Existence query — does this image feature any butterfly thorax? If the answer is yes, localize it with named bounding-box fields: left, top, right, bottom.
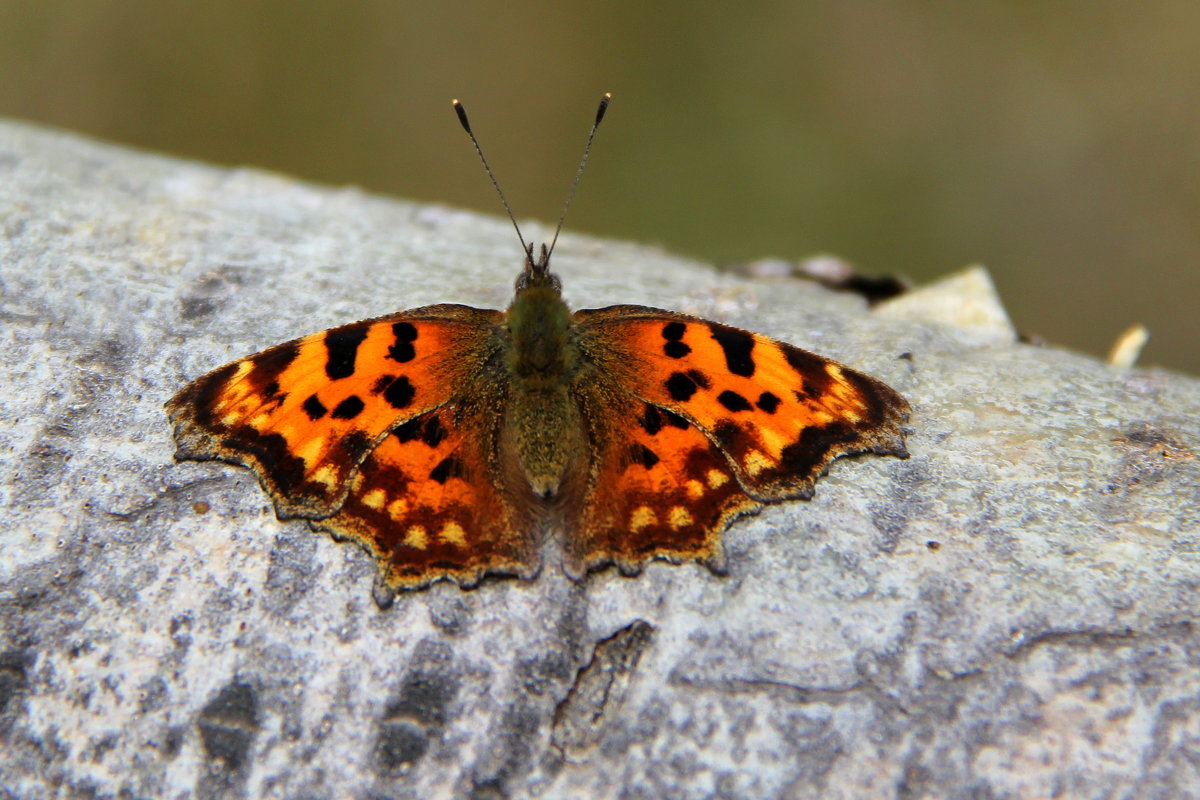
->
left=505, top=265, right=576, bottom=386
left=503, top=257, right=585, bottom=499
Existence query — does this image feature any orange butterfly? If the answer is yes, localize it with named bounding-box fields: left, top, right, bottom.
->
left=166, top=95, right=910, bottom=590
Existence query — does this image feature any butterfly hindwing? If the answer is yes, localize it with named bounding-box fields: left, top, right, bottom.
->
left=166, top=304, right=503, bottom=518
left=312, top=405, right=540, bottom=589
left=573, top=305, right=910, bottom=501
left=569, top=388, right=759, bottom=576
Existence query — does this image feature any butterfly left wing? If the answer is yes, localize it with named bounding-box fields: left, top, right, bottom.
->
left=312, top=404, right=540, bottom=590
left=166, top=305, right=503, bottom=518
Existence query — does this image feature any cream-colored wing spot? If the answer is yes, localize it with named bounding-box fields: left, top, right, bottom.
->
left=630, top=506, right=657, bottom=532
left=439, top=521, right=467, bottom=546
left=668, top=506, right=694, bottom=530
left=403, top=525, right=428, bottom=550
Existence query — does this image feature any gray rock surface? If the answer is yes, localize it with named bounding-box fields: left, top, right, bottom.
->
left=2, top=119, right=1199, bottom=799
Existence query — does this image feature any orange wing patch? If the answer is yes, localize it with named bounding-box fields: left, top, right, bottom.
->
left=314, top=407, right=539, bottom=589
left=166, top=305, right=502, bottom=517
left=575, top=306, right=909, bottom=500
left=571, top=395, right=758, bottom=576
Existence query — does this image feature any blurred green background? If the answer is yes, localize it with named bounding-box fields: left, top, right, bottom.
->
left=2, top=1, right=1197, bottom=374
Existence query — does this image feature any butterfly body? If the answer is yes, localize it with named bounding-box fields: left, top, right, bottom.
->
left=167, top=244, right=910, bottom=590
left=504, top=258, right=583, bottom=499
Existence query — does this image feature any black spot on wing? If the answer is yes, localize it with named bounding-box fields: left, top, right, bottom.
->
left=757, top=392, right=781, bottom=414
left=302, top=395, right=328, bottom=421
left=420, top=415, right=447, bottom=447
left=717, top=390, right=753, bottom=412
left=662, top=321, right=686, bottom=340
left=782, top=345, right=833, bottom=398
left=686, top=370, right=711, bottom=390
left=640, top=405, right=663, bottom=435
left=783, top=343, right=823, bottom=373
left=664, top=341, right=691, bottom=359
left=332, top=395, right=365, bottom=420
left=666, top=373, right=698, bottom=402
left=711, top=421, right=740, bottom=452
left=342, top=430, right=372, bottom=461
left=384, top=376, right=415, bottom=409
left=709, top=325, right=755, bottom=377
left=429, top=456, right=464, bottom=484
left=631, top=443, right=660, bottom=469
left=393, top=417, right=422, bottom=443
left=262, top=381, right=281, bottom=400
left=325, top=328, right=368, bottom=380
left=661, top=321, right=691, bottom=358
left=388, top=322, right=418, bottom=363
left=794, top=378, right=824, bottom=402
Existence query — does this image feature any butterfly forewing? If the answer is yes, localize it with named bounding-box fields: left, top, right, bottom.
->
left=166, top=305, right=504, bottom=518
left=573, top=305, right=910, bottom=500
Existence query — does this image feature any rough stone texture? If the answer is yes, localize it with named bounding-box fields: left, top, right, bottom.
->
left=1, top=119, right=1199, bottom=799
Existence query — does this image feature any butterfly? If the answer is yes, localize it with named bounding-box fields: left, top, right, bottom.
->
left=165, top=95, right=911, bottom=591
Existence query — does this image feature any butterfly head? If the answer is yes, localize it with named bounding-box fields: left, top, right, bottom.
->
left=515, top=243, right=562, bottom=295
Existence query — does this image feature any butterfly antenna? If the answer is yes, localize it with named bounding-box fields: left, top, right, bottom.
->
left=547, top=92, right=612, bottom=261
left=453, top=98, right=530, bottom=258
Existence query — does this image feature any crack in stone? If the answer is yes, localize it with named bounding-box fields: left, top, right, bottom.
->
left=551, top=619, right=654, bottom=757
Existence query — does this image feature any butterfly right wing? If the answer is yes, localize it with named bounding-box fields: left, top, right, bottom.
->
left=565, top=304, right=909, bottom=576
left=565, top=387, right=760, bottom=576
left=572, top=305, right=909, bottom=500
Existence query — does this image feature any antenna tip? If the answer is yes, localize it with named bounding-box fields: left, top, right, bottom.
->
left=452, top=99, right=471, bottom=133
left=595, top=93, right=612, bottom=126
